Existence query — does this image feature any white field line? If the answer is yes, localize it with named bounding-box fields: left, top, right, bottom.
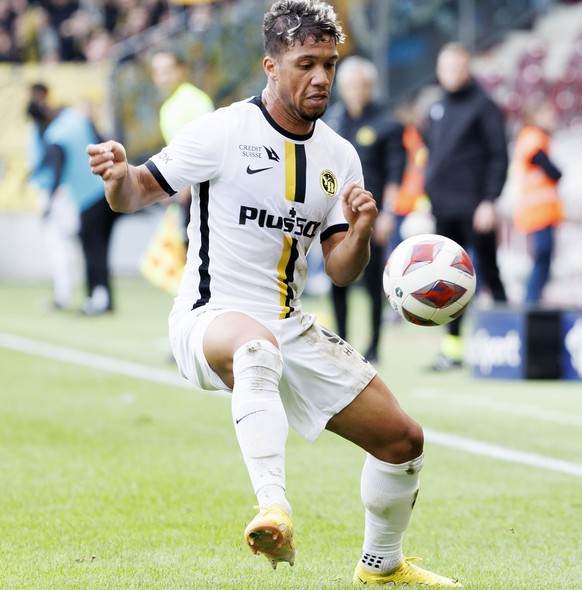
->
left=424, top=429, right=582, bottom=477
left=1, top=332, right=580, bottom=477
left=0, top=332, right=229, bottom=398
left=411, top=388, right=582, bottom=428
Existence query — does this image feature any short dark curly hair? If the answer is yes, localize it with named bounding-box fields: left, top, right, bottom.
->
left=262, top=0, right=345, bottom=57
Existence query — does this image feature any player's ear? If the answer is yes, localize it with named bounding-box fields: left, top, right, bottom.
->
left=263, top=56, right=278, bottom=81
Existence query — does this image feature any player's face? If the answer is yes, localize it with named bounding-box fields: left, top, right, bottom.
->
left=267, top=37, right=339, bottom=132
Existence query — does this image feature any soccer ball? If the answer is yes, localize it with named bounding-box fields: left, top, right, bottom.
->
left=383, top=234, right=477, bottom=326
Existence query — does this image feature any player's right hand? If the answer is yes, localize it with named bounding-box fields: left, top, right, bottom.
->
left=86, top=141, right=129, bottom=182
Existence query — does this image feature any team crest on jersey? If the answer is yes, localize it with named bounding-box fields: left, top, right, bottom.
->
left=320, top=170, right=337, bottom=197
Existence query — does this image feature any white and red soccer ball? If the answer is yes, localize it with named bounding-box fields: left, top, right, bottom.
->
left=383, top=234, right=477, bottom=326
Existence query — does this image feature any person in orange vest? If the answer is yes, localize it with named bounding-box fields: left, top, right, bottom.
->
left=512, top=98, right=563, bottom=304
left=390, top=108, right=429, bottom=250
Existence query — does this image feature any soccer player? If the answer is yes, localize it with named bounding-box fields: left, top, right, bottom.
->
left=87, top=1, right=461, bottom=586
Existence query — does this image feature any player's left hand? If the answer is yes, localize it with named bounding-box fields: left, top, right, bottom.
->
left=340, top=182, right=378, bottom=236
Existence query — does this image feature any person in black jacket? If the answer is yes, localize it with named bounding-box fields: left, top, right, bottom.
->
left=424, top=42, right=508, bottom=370
left=325, top=56, right=406, bottom=363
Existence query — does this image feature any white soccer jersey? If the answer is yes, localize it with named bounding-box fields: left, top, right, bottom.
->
left=147, top=95, right=363, bottom=321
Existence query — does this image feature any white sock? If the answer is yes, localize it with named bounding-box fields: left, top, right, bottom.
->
left=359, top=453, right=424, bottom=573
left=231, top=339, right=291, bottom=513
left=256, top=484, right=291, bottom=514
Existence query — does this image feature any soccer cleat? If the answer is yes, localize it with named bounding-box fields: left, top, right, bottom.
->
left=353, top=557, right=462, bottom=586
left=244, top=504, right=295, bottom=569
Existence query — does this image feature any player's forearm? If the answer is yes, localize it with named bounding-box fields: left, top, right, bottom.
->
left=88, top=140, right=166, bottom=213
left=326, top=229, right=371, bottom=287
left=105, top=164, right=162, bottom=213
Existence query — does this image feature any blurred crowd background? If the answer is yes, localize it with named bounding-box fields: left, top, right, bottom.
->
left=2, top=1, right=582, bottom=156
left=1, top=0, right=581, bottom=307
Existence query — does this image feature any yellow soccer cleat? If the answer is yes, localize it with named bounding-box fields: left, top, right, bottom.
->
left=353, top=557, right=462, bottom=586
left=244, top=504, right=295, bottom=570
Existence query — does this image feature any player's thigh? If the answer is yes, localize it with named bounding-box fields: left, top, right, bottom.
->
left=170, top=307, right=277, bottom=391
left=203, top=311, right=279, bottom=389
left=326, top=375, right=424, bottom=463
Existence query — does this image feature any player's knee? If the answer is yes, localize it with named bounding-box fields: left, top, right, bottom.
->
left=233, top=339, right=283, bottom=387
left=405, top=419, right=424, bottom=458
left=377, top=418, right=424, bottom=464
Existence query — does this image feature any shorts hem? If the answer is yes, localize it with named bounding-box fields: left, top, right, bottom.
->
left=299, top=369, right=376, bottom=442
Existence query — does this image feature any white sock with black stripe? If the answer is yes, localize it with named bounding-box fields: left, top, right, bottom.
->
left=359, top=453, right=424, bottom=572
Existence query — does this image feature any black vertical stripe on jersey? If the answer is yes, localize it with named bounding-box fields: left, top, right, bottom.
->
left=282, top=238, right=300, bottom=318
left=192, top=181, right=211, bottom=310
left=294, top=144, right=306, bottom=203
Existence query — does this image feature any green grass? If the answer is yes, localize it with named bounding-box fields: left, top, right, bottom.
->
left=1, top=280, right=581, bottom=589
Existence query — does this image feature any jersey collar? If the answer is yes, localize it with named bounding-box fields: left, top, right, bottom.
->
left=250, top=94, right=316, bottom=142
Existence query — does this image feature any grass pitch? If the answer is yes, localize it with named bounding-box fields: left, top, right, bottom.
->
left=0, top=279, right=581, bottom=589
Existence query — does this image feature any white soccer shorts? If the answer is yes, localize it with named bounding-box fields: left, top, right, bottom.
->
left=169, top=306, right=377, bottom=442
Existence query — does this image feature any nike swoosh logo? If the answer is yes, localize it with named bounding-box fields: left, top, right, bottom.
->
left=235, top=409, right=267, bottom=424
left=246, top=165, right=273, bottom=175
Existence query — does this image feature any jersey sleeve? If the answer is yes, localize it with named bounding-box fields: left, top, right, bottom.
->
left=320, top=142, right=363, bottom=242
left=147, top=112, right=227, bottom=194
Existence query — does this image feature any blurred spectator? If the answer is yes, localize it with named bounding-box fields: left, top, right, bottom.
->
left=0, top=1, right=22, bottom=61
left=151, top=46, right=214, bottom=143
left=325, top=56, right=406, bottom=364
left=117, top=5, right=153, bottom=39
left=188, top=2, right=215, bottom=33
left=0, top=0, right=175, bottom=64
left=391, top=99, right=429, bottom=249
left=26, top=82, right=122, bottom=315
left=82, top=28, right=115, bottom=62
left=0, top=25, right=19, bottom=61
left=424, top=42, right=508, bottom=371
left=512, top=98, right=563, bottom=304
left=149, top=45, right=214, bottom=247
left=36, top=5, right=62, bottom=62
left=27, top=83, right=79, bottom=310
left=39, top=0, right=80, bottom=61
left=12, top=5, right=42, bottom=62
left=58, top=6, right=96, bottom=61
left=139, top=46, right=215, bottom=353
left=0, top=1, right=17, bottom=31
